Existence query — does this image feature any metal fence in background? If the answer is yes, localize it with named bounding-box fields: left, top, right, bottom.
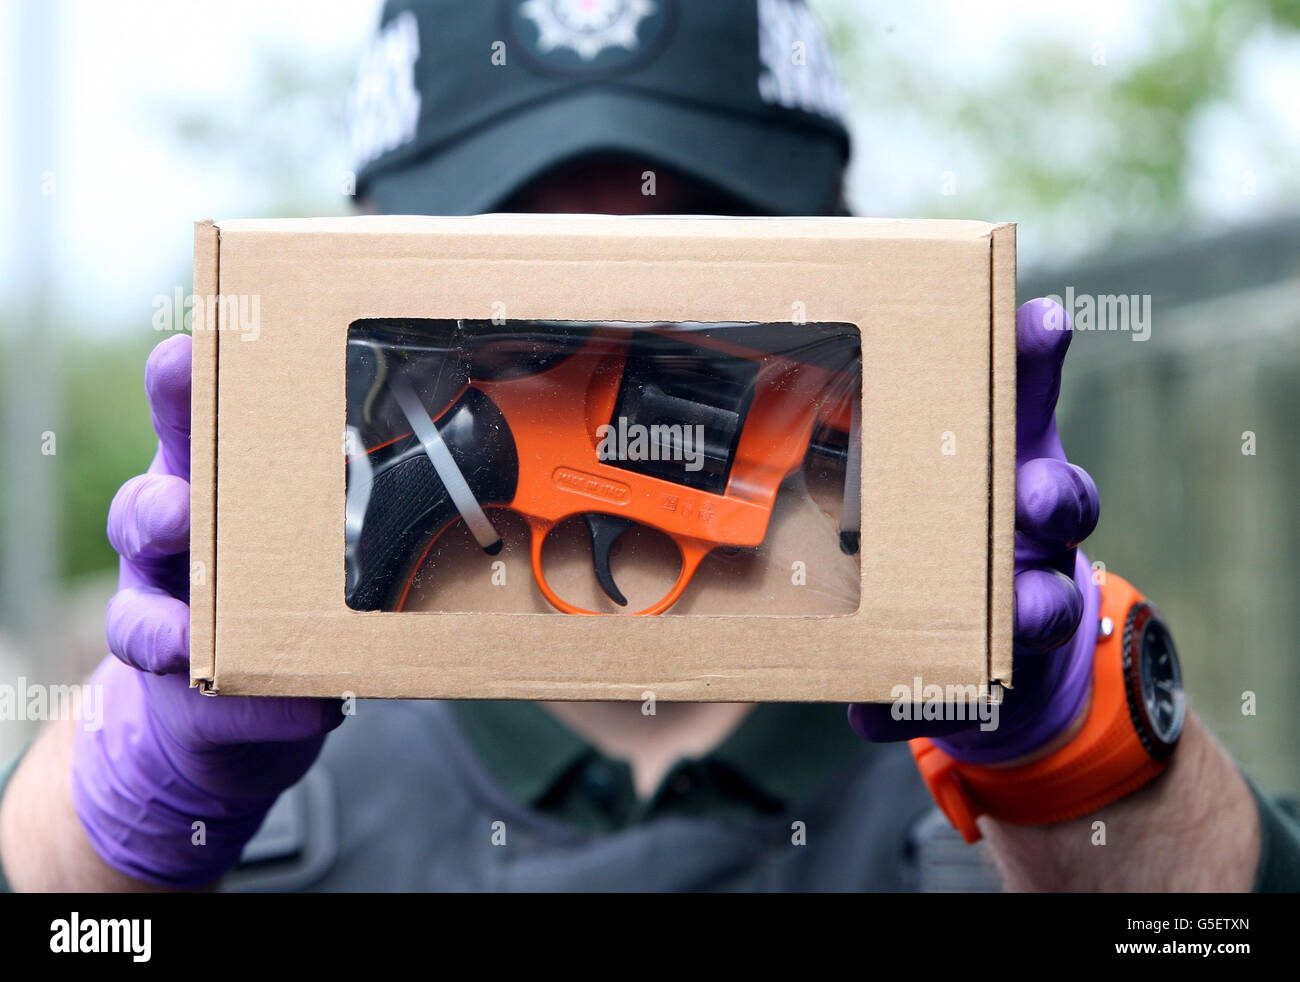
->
left=1024, top=216, right=1300, bottom=795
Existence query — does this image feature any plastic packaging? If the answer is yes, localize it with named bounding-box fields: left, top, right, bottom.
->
left=345, top=318, right=861, bottom=616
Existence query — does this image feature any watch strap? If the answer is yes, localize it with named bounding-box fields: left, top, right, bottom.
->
left=911, top=574, right=1170, bottom=843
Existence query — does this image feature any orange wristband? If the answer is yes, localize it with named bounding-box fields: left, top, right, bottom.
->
left=911, top=574, right=1175, bottom=843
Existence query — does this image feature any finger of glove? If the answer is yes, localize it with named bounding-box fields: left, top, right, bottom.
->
left=1015, top=458, right=1099, bottom=562
left=145, top=334, right=192, bottom=481
left=106, top=586, right=189, bottom=675
left=1016, top=298, right=1071, bottom=468
left=184, top=692, right=346, bottom=747
left=846, top=703, right=987, bottom=743
left=108, top=473, right=189, bottom=563
left=1013, top=566, right=1084, bottom=655
left=88, top=658, right=342, bottom=801
left=146, top=669, right=346, bottom=748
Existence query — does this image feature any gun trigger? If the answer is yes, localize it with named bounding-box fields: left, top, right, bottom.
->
left=583, top=513, right=633, bottom=607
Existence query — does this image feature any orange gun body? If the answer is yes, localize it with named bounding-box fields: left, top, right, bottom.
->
left=478, top=328, right=851, bottom=614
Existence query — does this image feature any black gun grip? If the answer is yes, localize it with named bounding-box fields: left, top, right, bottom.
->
left=346, top=387, right=518, bottom=611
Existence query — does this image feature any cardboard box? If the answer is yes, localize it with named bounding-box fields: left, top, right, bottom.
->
left=190, top=215, right=1015, bottom=702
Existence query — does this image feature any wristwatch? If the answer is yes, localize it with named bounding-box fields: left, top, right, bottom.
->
left=911, top=574, right=1185, bottom=843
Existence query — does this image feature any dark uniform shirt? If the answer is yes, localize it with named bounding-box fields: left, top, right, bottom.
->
left=1, top=701, right=1297, bottom=891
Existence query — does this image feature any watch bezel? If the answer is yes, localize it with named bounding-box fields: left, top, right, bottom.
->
left=1121, top=601, right=1185, bottom=760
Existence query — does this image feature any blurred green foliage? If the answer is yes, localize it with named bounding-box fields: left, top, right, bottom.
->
left=817, top=0, right=1300, bottom=254
left=159, top=48, right=356, bottom=219
left=56, top=333, right=161, bottom=578
left=0, top=331, right=160, bottom=581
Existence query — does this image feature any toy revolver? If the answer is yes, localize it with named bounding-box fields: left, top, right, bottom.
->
left=344, top=321, right=860, bottom=615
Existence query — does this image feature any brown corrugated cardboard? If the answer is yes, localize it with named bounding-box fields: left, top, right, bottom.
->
left=189, top=219, right=219, bottom=686
left=988, top=223, right=1018, bottom=688
left=190, top=215, right=1015, bottom=703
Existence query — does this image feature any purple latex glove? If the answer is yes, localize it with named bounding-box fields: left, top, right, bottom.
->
left=848, top=298, right=1100, bottom=763
left=71, top=334, right=343, bottom=889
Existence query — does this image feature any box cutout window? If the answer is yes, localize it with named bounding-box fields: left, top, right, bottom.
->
left=345, top=319, right=861, bottom=616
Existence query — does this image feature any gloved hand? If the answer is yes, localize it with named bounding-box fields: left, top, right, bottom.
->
left=848, top=298, right=1100, bottom=763
left=71, top=333, right=343, bottom=889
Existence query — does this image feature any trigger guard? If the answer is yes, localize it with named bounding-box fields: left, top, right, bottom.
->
left=528, top=518, right=710, bottom=616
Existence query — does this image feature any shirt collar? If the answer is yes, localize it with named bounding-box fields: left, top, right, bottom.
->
left=709, top=702, right=867, bottom=806
left=449, top=699, right=594, bottom=806
left=449, top=699, right=867, bottom=813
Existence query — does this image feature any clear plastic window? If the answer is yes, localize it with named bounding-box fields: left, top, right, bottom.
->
left=345, top=319, right=861, bottom=616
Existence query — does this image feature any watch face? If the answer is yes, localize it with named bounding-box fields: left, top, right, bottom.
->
left=1122, top=602, right=1185, bottom=759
